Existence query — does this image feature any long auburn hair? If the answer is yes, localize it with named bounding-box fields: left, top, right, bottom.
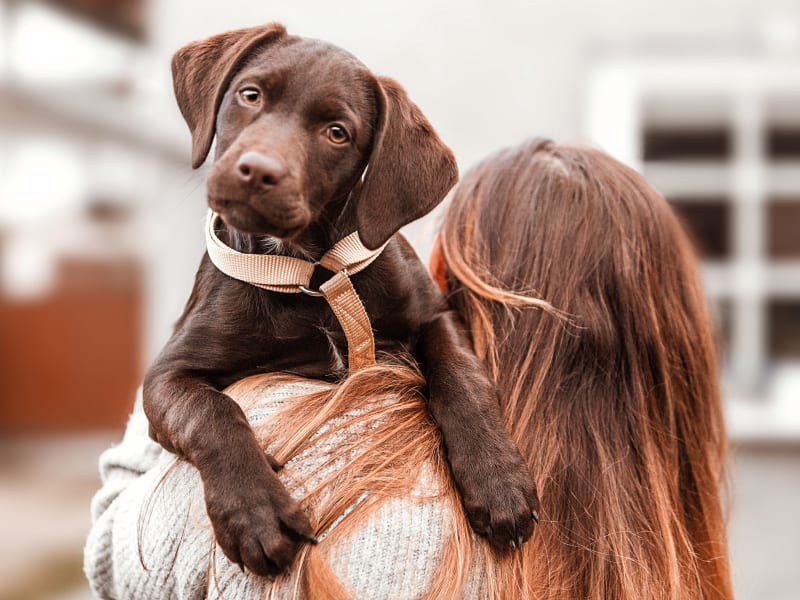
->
left=436, top=138, right=733, bottom=599
left=149, top=139, right=732, bottom=599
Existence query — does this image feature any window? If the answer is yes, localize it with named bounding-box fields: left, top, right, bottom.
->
left=766, top=127, right=800, bottom=159
left=767, top=199, right=800, bottom=259
left=768, top=300, right=800, bottom=360
left=587, top=57, right=800, bottom=439
left=644, top=127, right=733, bottom=161
left=669, top=198, right=732, bottom=260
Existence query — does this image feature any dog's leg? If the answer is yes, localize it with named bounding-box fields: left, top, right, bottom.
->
left=417, top=310, right=540, bottom=550
left=144, top=354, right=315, bottom=575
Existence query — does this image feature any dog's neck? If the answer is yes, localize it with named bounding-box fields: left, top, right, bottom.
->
left=218, top=191, right=359, bottom=261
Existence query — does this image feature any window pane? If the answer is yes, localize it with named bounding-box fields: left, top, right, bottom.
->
left=768, top=200, right=800, bottom=259
left=669, top=198, right=731, bottom=259
left=768, top=300, right=800, bottom=360
left=764, top=96, right=800, bottom=160
left=766, top=127, right=800, bottom=160
left=643, top=128, right=732, bottom=161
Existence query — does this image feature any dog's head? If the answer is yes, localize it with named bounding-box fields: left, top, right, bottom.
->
left=171, top=23, right=458, bottom=249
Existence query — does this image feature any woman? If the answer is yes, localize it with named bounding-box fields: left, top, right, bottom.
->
left=85, top=139, right=733, bottom=599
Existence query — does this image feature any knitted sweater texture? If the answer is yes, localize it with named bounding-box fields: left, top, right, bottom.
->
left=84, top=384, right=483, bottom=599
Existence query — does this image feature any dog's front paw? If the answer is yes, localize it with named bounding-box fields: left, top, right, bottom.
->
left=205, top=470, right=316, bottom=576
left=454, top=448, right=539, bottom=552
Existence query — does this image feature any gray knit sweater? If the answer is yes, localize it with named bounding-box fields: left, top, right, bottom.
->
left=84, top=384, right=484, bottom=599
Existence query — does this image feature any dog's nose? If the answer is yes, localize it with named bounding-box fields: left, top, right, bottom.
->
left=235, top=152, right=286, bottom=188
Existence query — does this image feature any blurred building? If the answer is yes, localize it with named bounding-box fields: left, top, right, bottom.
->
left=0, top=0, right=204, bottom=436
left=587, top=50, right=800, bottom=442
left=0, top=1, right=798, bottom=598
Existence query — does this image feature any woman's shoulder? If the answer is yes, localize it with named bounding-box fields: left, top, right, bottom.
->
left=87, top=377, right=480, bottom=599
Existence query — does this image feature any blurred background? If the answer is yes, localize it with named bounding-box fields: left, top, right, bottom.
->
left=1, top=0, right=798, bottom=598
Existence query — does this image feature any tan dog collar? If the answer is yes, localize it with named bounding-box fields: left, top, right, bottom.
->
left=205, top=210, right=387, bottom=373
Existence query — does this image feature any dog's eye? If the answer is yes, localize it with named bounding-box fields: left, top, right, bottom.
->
left=239, top=87, right=262, bottom=106
left=326, top=124, right=350, bottom=144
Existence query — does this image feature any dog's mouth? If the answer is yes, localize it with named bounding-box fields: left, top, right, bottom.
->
left=210, top=198, right=310, bottom=238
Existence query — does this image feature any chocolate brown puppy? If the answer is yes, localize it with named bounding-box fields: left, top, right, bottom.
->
left=144, top=23, right=538, bottom=576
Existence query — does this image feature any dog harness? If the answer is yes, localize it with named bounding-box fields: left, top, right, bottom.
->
left=204, top=210, right=387, bottom=374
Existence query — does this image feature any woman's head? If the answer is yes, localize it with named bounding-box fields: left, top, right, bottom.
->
left=434, top=139, right=732, bottom=598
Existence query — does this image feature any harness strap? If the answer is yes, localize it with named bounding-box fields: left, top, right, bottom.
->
left=319, top=271, right=376, bottom=371
left=204, top=210, right=386, bottom=373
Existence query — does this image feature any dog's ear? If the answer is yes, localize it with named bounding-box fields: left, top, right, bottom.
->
left=171, top=23, right=287, bottom=169
left=356, top=77, right=458, bottom=250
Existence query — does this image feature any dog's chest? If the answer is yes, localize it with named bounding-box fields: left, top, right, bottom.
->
left=230, top=261, right=417, bottom=378
left=239, top=289, right=348, bottom=376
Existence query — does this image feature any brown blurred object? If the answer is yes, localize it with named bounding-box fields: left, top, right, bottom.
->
left=766, top=127, right=800, bottom=160
left=44, top=0, right=148, bottom=41
left=0, top=258, right=142, bottom=433
left=643, top=126, right=733, bottom=161
left=768, top=299, right=800, bottom=359
left=669, top=197, right=732, bottom=260
left=767, top=199, right=800, bottom=259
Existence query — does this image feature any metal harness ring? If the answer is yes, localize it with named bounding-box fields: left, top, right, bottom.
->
left=298, top=285, right=324, bottom=297
left=298, top=268, right=348, bottom=297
